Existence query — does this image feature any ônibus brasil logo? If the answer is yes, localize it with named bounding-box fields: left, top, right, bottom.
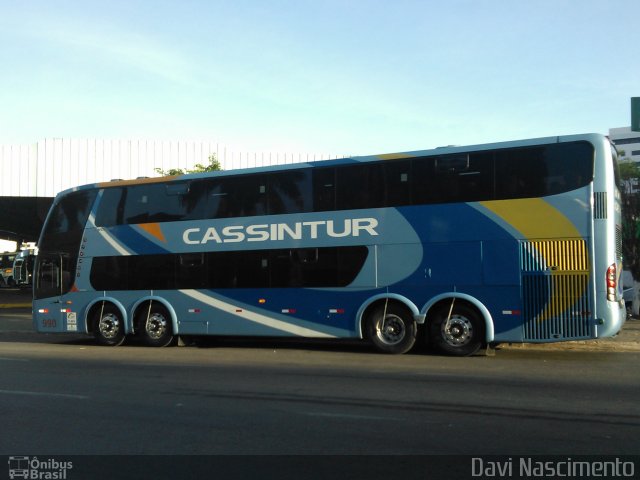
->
left=8, top=456, right=73, bottom=480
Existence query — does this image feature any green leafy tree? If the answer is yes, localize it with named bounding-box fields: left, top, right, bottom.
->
left=155, top=153, right=222, bottom=176
left=619, top=153, right=640, bottom=280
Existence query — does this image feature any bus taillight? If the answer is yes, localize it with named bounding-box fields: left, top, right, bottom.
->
left=606, top=263, right=617, bottom=302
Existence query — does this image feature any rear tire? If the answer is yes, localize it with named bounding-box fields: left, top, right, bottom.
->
left=92, top=304, right=126, bottom=346
left=366, top=303, right=417, bottom=354
left=429, top=302, right=484, bottom=356
left=139, top=303, right=175, bottom=347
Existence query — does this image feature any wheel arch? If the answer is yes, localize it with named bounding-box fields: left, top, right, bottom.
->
left=85, top=297, right=129, bottom=334
left=356, top=293, right=425, bottom=339
left=131, top=295, right=179, bottom=335
left=422, top=293, right=495, bottom=343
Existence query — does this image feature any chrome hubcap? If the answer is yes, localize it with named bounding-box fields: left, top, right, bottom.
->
left=442, top=314, right=473, bottom=347
left=145, top=313, right=167, bottom=340
left=99, top=313, right=121, bottom=339
left=376, top=314, right=406, bottom=345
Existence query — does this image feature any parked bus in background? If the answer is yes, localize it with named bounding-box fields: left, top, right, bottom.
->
left=0, top=252, right=17, bottom=287
left=32, top=133, right=625, bottom=355
left=13, top=243, right=38, bottom=287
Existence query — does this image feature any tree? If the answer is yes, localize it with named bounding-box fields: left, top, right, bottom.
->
left=619, top=154, right=640, bottom=281
left=155, top=153, right=222, bottom=176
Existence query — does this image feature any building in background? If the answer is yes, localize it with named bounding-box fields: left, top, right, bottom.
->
left=0, top=138, right=344, bottom=242
left=610, top=127, right=640, bottom=163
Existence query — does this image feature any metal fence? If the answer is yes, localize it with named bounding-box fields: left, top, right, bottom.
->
left=0, top=138, right=346, bottom=198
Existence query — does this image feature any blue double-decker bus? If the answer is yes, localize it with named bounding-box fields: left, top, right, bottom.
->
left=32, top=133, right=625, bottom=355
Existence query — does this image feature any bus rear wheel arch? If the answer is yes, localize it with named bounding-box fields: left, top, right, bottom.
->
left=135, top=302, right=175, bottom=347
left=364, top=301, right=417, bottom=354
left=90, top=302, right=126, bottom=347
left=427, top=300, right=485, bottom=356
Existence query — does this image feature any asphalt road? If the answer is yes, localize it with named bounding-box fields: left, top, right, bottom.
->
left=1, top=291, right=639, bottom=459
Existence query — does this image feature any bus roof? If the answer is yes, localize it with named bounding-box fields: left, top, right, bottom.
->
left=57, top=133, right=606, bottom=198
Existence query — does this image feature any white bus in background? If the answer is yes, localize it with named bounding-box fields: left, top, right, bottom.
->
left=0, top=251, right=17, bottom=287
left=13, top=243, right=38, bottom=287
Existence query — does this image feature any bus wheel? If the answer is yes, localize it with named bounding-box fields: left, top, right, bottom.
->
left=139, top=304, right=175, bottom=347
left=93, top=305, right=126, bottom=347
left=429, top=303, right=484, bottom=356
left=366, top=303, right=417, bottom=354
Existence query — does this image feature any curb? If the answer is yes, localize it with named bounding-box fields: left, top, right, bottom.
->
left=502, top=341, right=640, bottom=353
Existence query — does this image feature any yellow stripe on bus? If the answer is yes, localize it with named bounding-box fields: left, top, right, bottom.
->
left=479, top=198, right=581, bottom=240
left=479, top=198, right=588, bottom=323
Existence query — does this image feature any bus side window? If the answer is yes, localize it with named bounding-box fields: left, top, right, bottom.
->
left=267, top=170, right=313, bottom=215
left=95, top=188, right=125, bottom=226
left=312, top=168, right=336, bottom=212
left=124, top=184, right=184, bottom=224
left=337, top=164, right=384, bottom=210
left=412, top=157, right=438, bottom=205
left=384, top=160, right=412, bottom=207
left=176, top=253, right=206, bottom=289
left=495, top=148, right=547, bottom=199
left=208, top=176, right=266, bottom=219
left=179, top=180, right=209, bottom=220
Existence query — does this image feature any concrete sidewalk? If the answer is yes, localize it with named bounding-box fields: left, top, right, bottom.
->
left=502, top=317, right=640, bottom=352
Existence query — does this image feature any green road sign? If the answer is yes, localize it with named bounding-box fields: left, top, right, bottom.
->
left=632, top=97, right=640, bottom=132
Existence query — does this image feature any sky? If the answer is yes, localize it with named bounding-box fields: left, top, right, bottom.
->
left=0, top=0, right=638, bottom=156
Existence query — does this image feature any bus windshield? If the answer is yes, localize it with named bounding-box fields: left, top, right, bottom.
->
left=35, top=190, right=96, bottom=299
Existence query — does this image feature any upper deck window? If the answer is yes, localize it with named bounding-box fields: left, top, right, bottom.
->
left=93, top=141, right=595, bottom=227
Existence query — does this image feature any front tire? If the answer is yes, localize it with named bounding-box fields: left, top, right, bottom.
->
left=92, top=304, right=126, bottom=346
left=366, top=303, right=417, bottom=354
left=139, top=304, right=175, bottom=347
left=429, top=302, right=484, bottom=356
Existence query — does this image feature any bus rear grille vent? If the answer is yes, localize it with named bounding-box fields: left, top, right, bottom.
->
left=520, top=239, right=588, bottom=272
left=522, top=273, right=592, bottom=340
left=616, top=225, right=622, bottom=259
left=594, top=192, right=607, bottom=219
left=520, top=240, right=592, bottom=341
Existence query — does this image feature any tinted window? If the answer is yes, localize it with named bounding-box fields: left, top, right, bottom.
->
left=207, top=176, right=267, bottom=219
left=92, top=142, right=595, bottom=226
left=90, top=246, right=368, bottom=290
left=337, top=164, right=385, bottom=210
left=312, top=168, right=336, bottom=212
left=36, top=189, right=97, bottom=299
left=413, top=153, right=494, bottom=204
left=336, top=160, right=412, bottom=210
left=205, top=250, right=269, bottom=288
left=267, top=170, right=313, bottom=215
left=41, top=190, right=97, bottom=246
left=384, top=160, right=413, bottom=207
left=494, top=143, right=593, bottom=199
left=495, top=148, right=549, bottom=198
left=95, top=181, right=210, bottom=226
left=124, top=184, right=180, bottom=224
